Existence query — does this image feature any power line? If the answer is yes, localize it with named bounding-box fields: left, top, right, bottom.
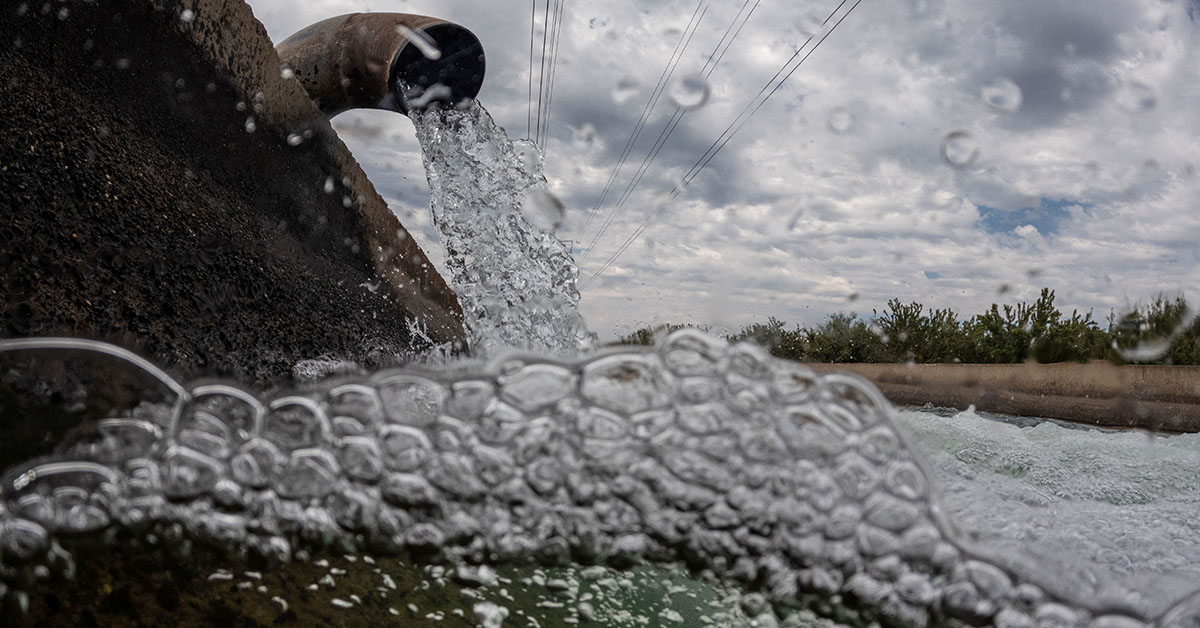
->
left=575, top=0, right=709, bottom=259
left=672, top=0, right=859, bottom=197
left=527, top=0, right=536, bottom=140
left=587, top=0, right=864, bottom=283
left=539, top=0, right=568, bottom=147
left=591, top=0, right=760, bottom=261
left=583, top=0, right=758, bottom=262
left=576, top=0, right=707, bottom=253
left=709, top=0, right=760, bottom=72
left=534, top=0, right=553, bottom=147
left=588, top=0, right=859, bottom=283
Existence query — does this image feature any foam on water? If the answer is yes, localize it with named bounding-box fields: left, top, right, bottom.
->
left=2, top=333, right=1199, bottom=627
left=896, top=407, right=1200, bottom=594
left=409, top=101, right=593, bottom=357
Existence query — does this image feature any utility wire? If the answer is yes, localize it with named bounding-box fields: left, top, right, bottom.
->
left=527, top=0, right=536, bottom=140
left=672, top=0, right=859, bottom=197
left=539, top=0, right=568, bottom=147
left=582, top=0, right=758, bottom=269
left=591, top=0, right=760, bottom=261
left=575, top=0, right=708, bottom=258
left=534, top=0, right=553, bottom=147
left=588, top=0, right=863, bottom=282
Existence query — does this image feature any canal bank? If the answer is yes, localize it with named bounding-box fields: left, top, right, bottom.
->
left=808, top=362, right=1200, bottom=433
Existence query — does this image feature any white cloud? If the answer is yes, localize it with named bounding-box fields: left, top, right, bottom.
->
left=246, top=0, right=1200, bottom=338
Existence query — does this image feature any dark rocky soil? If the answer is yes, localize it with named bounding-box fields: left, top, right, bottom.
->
left=0, top=2, right=464, bottom=466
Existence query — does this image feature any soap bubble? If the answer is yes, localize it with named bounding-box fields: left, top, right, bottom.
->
left=981, top=77, right=1022, bottom=113
left=940, top=131, right=979, bottom=168
left=668, top=74, right=710, bottom=110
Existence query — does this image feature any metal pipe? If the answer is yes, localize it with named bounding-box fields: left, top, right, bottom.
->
left=276, top=13, right=486, bottom=117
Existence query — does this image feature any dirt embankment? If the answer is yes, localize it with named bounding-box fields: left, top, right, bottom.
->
left=808, top=362, right=1200, bottom=433
left=0, top=0, right=464, bottom=466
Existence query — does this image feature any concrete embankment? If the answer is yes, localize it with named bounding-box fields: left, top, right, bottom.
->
left=1, top=0, right=464, bottom=382
left=1, top=0, right=464, bottom=467
left=807, top=362, right=1200, bottom=433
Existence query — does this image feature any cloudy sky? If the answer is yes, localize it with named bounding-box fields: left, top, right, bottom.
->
left=246, top=0, right=1200, bottom=339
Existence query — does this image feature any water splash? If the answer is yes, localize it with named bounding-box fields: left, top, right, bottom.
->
left=409, top=101, right=593, bottom=357
left=2, top=333, right=1198, bottom=627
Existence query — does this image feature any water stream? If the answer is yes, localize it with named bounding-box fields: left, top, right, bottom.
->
left=410, top=101, right=593, bottom=358
left=1, top=102, right=1198, bottom=627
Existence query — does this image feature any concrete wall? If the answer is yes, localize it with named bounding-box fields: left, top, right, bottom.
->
left=1, top=0, right=464, bottom=382
left=0, top=0, right=465, bottom=467
left=807, top=362, right=1200, bottom=433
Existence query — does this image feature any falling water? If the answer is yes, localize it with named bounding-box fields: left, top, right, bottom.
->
left=409, top=101, right=593, bottom=358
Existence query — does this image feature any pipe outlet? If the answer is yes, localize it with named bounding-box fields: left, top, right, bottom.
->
left=276, top=13, right=485, bottom=117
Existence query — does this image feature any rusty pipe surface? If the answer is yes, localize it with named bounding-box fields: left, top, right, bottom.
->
left=276, top=13, right=485, bottom=117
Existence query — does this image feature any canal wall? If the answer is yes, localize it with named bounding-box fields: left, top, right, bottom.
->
left=1, top=0, right=464, bottom=383
left=0, top=0, right=464, bottom=467
left=807, top=362, right=1200, bottom=433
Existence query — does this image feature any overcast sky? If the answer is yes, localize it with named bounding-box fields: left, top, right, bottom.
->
left=245, top=0, right=1200, bottom=339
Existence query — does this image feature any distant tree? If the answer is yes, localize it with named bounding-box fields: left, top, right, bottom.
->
left=801, top=313, right=881, bottom=363
left=727, top=317, right=787, bottom=352
left=640, top=290, right=1199, bottom=365
left=615, top=323, right=691, bottom=346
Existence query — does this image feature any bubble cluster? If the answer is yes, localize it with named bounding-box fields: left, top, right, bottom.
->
left=1, top=331, right=1198, bottom=628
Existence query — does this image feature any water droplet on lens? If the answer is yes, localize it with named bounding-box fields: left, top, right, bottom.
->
left=287, top=133, right=303, bottom=146
left=280, top=66, right=294, bottom=80
left=827, top=107, right=855, bottom=134
left=798, top=10, right=825, bottom=37
left=522, top=188, right=565, bottom=232
left=612, top=78, right=639, bottom=104
left=787, top=208, right=804, bottom=231
left=940, top=131, right=978, bottom=168
left=668, top=74, right=710, bottom=110
left=323, top=177, right=335, bottom=194
left=244, top=117, right=257, bottom=133
left=396, top=25, right=442, bottom=60
left=981, top=77, right=1022, bottom=113
left=180, top=8, right=194, bottom=22
left=1116, top=337, right=1173, bottom=362
left=1117, top=80, right=1156, bottom=112
left=571, top=123, right=597, bottom=148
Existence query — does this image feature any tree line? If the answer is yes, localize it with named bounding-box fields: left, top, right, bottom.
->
left=619, top=289, right=1200, bottom=365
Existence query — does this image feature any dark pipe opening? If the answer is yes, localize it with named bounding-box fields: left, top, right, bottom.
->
left=390, top=23, right=486, bottom=114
